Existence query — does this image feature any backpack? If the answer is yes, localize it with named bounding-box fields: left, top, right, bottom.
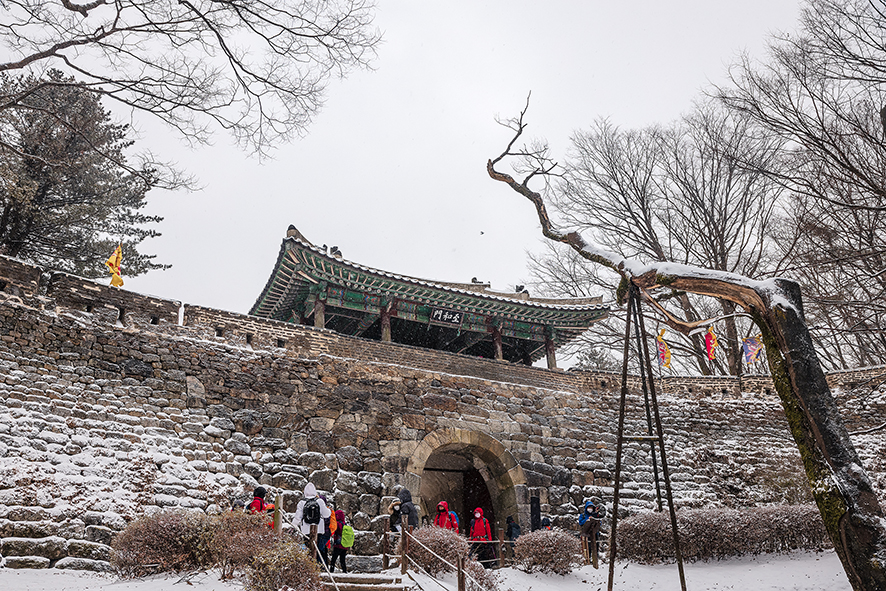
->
left=303, top=497, right=321, bottom=525
left=328, top=511, right=338, bottom=536
left=470, top=517, right=489, bottom=540
left=248, top=497, right=266, bottom=514
left=450, top=511, right=459, bottom=525
left=341, top=524, right=355, bottom=548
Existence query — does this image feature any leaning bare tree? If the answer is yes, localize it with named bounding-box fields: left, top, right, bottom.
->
left=487, top=100, right=886, bottom=590
left=532, top=102, right=786, bottom=376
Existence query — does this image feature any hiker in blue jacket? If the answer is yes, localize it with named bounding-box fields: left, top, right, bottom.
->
left=579, top=499, right=604, bottom=553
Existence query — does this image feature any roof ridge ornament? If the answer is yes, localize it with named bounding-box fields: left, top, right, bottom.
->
left=286, top=224, right=312, bottom=245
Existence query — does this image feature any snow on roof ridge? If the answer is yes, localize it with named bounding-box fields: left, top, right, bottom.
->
left=285, top=236, right=607, bottom=312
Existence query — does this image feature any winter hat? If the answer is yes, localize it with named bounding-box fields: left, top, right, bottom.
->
left=254, top=486, right=267, bottom=499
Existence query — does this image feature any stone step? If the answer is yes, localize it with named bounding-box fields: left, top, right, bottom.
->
left=320, top=582, right=408, bottom=591
left=320, top=573, right=407, bottom=591
left=321, top=573, right=402, bottom=585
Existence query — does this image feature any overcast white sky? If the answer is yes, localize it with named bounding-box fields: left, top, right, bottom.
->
left=123, top=1, right=803, bottom=317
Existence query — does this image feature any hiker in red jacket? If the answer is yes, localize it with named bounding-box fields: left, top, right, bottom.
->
left=247, top=487, right=268, bottom=514
left=433, top=501, right=459, bottom=532
left=469, top=507, right=495, bottom=568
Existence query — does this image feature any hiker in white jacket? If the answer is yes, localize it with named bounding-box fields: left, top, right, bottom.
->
left=293, top=482, right=332, bottom=535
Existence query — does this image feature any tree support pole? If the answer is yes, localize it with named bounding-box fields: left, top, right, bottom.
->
left=634, top=289, right=686, bottom=591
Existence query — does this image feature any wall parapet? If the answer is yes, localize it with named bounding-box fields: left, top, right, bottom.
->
left=0, top=254, right=883, bottom=398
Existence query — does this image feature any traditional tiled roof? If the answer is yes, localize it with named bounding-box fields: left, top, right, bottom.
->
left=250, top=229, right=608, bottom=362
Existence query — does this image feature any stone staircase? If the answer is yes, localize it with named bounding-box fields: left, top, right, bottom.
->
left=321, top=572, right=411, bottom=591
left=0, top=505, right=114, bottom=571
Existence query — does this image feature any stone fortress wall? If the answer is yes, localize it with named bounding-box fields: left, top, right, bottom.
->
left=0, top=255, right=884, bottom=571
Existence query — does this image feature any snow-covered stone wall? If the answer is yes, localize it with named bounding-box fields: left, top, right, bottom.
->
left=0, top=256, right=883, bottom=573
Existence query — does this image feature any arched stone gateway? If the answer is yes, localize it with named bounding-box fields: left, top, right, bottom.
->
left=405, top=428, right=528, bottom=533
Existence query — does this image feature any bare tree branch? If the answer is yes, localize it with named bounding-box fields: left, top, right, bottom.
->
left=0, top=0, right=381, bottom=156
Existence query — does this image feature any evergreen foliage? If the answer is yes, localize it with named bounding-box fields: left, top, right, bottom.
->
left=0, top=70, right=167, bottom=277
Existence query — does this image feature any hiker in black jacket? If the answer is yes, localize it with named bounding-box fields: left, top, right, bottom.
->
left=397, top=488, right=419, bottom=529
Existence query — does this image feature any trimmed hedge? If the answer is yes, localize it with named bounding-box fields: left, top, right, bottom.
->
left=617, top=504, right=831, bottom=563
left=210, top=511, right=280, bottom=579
left=407, top=526, right=470, bottom=576
left=513, top=528, right=582, bottom=575
left=406, top=526, right=499, bottom=590
left=245, top=541, right=322, bottom=591
left=111, top=510, right=214, bottom=577
left=112, top=509, right=279, bottom=578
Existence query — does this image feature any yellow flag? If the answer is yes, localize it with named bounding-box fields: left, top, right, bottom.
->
left=656, top=329, right=671, bottom=368
left=105, top=245, right=124, bottom=287
left=705, top=327, right=718, bottom=360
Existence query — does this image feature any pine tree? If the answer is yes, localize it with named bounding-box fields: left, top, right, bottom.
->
left=0, top=70, right=167, bottom=277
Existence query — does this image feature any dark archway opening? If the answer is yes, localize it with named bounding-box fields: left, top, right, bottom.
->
left=463, top=467, right=495, bottom=532
left=420, top=449, right=496, bottom=535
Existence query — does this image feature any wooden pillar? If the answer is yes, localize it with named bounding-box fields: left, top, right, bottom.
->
left=309, top=524, right=318, bottom=561
left=383, top=520, right=390, bottom=570
left=381, top=305, right=392, bottom=342
left=273, top=493, right=282, bottom=535
left=457, top=555, right=466, bottom=591
left=492, top=326, right=503, bottom=361
left=400, top=516, right=410, bottom=575
left=591, top=521, right=599, bottom=569
left=545, top=333, right=557, bottom=369
left=313, top=298, right=325, bottom=329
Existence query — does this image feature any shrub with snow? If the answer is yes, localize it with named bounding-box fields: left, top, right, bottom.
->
left=209, top=511, right=280, bottom=579
left=245, top=540, right=322, bottom=591
left=407, top=526, right=470, bottom=576
left=513, top=528, right=582, bottom=576
left=617, top=504, right=831, bottom=563
left=111, top=510, right=214, bottom=577
left=463, top=555, right=501, bottom=591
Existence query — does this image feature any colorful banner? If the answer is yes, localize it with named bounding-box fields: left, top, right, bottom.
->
left=656, top=329, right=671, bottom=368
left=704, top=327, right=718, bottom=360
left=105, top=245, right=124, bottom=287
left=742, top=334, right=764, bottom=363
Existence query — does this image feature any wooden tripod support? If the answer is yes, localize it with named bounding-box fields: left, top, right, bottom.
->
left=607, top=284, right=687, bottom=591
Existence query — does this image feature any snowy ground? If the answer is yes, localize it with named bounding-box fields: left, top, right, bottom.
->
left=0, top=550, right=850, bottom=591
left=0, top=569, right=242, bottom=591
left=496, top=551, right=851, bottom=591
